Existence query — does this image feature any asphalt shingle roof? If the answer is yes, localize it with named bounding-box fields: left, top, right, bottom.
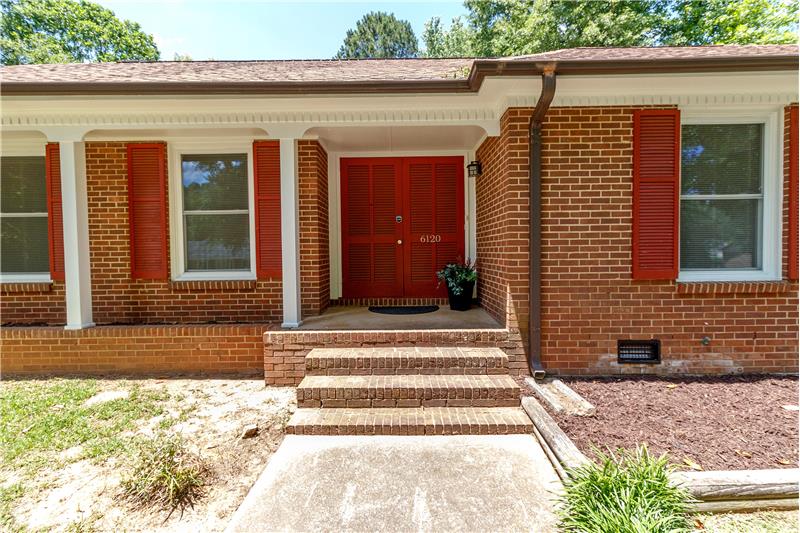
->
left=1, top=57, right=475, bottom=84
left=1, top=45, right=795, bottom=93
left=508, top=44, right=798, bottom=62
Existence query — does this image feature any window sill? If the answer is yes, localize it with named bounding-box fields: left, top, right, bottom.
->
left=0, top=281, right=54, bottom=293
left=676, top=281, right=792, bottom=295
left=170, top=279, right=258, bottom=291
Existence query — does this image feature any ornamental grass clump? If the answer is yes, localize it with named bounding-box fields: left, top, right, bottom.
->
left=120, top=433, right=208, bottom=515
left=557, top=446, right=693, bottom=533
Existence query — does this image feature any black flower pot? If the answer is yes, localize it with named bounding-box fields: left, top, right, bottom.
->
left=447, top=281, right=474, bottom=311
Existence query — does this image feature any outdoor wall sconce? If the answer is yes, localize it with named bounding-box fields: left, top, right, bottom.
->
left=467, top=160, right=482, bottom=177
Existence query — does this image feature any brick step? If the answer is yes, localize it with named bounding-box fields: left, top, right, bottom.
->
left=305, top=347, right=508, bottom=376
left=296, top=374, right=521, bottom=408
left=286, top=407, right=533, bottom=435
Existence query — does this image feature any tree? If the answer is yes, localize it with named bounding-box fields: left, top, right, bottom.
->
left=336, top=11, right=418, bottom=59
left=423, top=0, right=798, bottom=58
left=422, top=16, right=475, bottom=57
left=664, top=0, right=798, bottom=45
left=1, top=0, right=159, bottom=65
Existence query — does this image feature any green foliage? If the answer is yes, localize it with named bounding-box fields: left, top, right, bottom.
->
left=422, top=16, right=475, bottom=57
left=436, top=259, right=477, bottom=296
left=120, top=433, right=208, bottom=513
left=1, top=0, right=160, bottom=65
left=336, top=11, right=418, bottom=59
left=558, top=446, right=693, bottom=533
left=664, top=0, right=798, bottom=45
left=422, top=0, right=798, bottom=58
left=0, top=379, right=166, bottom=474
left=0, top=483, right=24, bottom=532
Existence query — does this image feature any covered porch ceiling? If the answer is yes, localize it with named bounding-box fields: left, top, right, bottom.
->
left=307, top=125, right=488, bottom=152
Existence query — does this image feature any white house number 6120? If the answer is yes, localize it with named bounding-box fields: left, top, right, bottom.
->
left=419, top=234, right=442, bottom=243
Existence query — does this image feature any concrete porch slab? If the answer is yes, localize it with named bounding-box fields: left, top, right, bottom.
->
left=225, top=434, right=561, bottom=532
left=298, top=305, right=502, bottom=331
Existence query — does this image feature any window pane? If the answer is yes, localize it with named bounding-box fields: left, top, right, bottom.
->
left=681, top=124, right=762, bottom=195
left=185, top=213, right=249, bottom=271
left=182, top=154, right=248, bottom=211
left=1, top=156, right=47, bottom=213
left=1, top=217, right=49, bottom=273
left=680, top=199, right=761, bottom=270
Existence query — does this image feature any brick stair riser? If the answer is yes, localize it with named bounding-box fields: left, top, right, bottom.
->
left=305, top=352, right=508, bottom=376
left=296, top=386, right=520, bottom=407
left=286, top=407, right=533, bottom=436
left=307, top=366, right=509, bottom=376
left=299, top=398, right=520, bottom=408
left=287, top=422, right=531, bottom=436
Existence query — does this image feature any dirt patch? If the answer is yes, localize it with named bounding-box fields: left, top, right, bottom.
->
left=520, top=375, right=798, bottom=471
left=4, top=378, right=295, bottom=532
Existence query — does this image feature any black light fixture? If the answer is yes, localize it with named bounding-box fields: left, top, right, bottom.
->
left=467, top=160, right=482, bottom=178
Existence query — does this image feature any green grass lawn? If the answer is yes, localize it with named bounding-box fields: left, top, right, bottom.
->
left=0, top=378, right=169, bottom=531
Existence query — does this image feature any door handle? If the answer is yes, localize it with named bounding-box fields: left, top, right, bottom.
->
left=397, top=240, right=403, bottom=245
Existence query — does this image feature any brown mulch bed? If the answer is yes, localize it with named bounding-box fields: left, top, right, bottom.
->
left=524, top=375, right=799, bottom=471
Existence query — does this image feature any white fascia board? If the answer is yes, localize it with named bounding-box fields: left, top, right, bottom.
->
left=515, top=71, right=799, bottom=107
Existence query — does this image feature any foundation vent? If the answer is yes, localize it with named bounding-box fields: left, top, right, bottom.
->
left=617, top=339, right=660, bottom=364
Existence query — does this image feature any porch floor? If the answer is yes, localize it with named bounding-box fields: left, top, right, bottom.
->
left=298, top=305, right=501, bottom=331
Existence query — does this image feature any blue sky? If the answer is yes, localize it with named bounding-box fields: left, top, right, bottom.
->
left=96, top=1, right=467, bottom=60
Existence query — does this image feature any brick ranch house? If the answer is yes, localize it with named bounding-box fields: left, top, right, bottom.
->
left=1, top=45, right=798, bottom=384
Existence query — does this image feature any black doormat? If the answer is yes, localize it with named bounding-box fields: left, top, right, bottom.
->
left=368, top=305, right=439, bottom=315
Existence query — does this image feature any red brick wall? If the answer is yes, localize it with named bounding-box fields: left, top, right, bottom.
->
left=1, top=324, right=265, bottom=375
left=1, top=282, right=66, bottom=324
left=477, top=105, right=798, bottom=375
left=298, top=140, right=330, bottom=317
left=475, top=110, right=531, bottom=334
left=2, top=142, right=284, bottom=325
left=87, top=142, right=283, bottom=324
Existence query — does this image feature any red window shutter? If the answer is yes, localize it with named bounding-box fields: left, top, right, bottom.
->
left=253, top=141, right=282, bottom=277
left=632, top=109, right=680, bottom=280
left=789, top=106, right=799, bottom=280
left=127, top=143, right=168, bottom=279
left=45, top=143, right=65, bottom=280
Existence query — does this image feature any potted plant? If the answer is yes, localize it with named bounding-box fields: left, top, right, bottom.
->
left=436, top=259, right=477, bottom=311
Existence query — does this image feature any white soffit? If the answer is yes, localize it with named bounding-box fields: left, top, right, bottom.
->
left=307, top=125, right=487, bottom=152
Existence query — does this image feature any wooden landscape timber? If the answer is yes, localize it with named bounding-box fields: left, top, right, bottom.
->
left=673, top=469, right=800, bottom=512
left=524, top=377, right=595, bottom=416
left=521, top=396, right=591, bottom=472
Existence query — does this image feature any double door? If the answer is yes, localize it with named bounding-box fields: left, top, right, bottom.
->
left=341, top=156, right=465, bottom=298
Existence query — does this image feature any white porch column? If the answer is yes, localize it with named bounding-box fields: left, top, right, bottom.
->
left=279, top=138, right=302, bottom=328
left=59, top=141, right=94, bottom=330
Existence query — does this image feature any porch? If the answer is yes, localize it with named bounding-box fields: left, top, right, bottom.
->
left=1, top=114, right=524, bottom=331
left=298, top=305, right=501, bottom=331
left=3, top=100, right=533, bottom=382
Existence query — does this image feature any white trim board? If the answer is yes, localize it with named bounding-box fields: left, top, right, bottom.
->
left=677, top=107, right=783, bottom=282
left=167, top=140, right=257, bottom=282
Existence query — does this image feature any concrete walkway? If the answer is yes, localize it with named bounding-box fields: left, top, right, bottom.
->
left=225, top=434, right=561, bottom=532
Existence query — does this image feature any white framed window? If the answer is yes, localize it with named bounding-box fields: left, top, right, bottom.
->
left=0, top=143, right=51, bottom=282
left=678, top=109, right=782, bottom=282
left=168, top=141, right=256, bottom=281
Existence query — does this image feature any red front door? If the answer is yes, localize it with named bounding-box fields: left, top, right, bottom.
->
left=341, top=156, right=465, bottom=299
